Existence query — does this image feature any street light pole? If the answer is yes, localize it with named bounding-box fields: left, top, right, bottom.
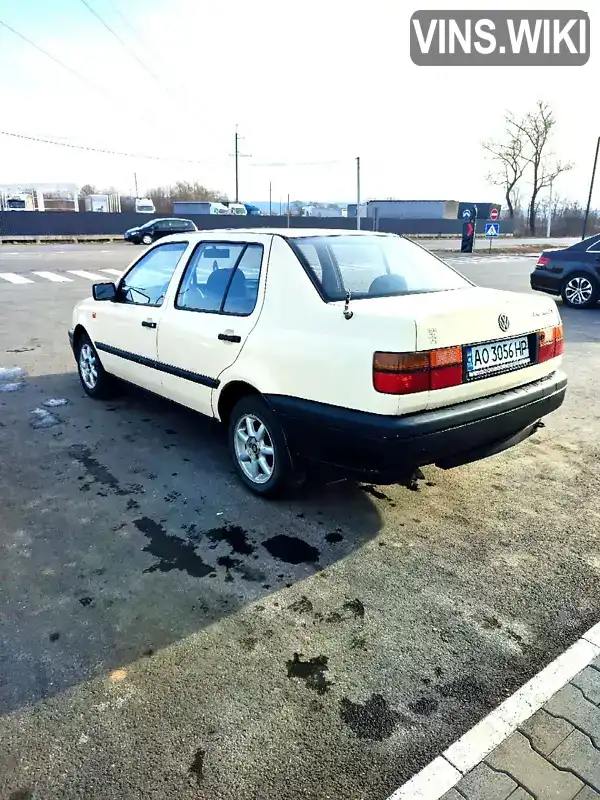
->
left=546, top=178, right=554, bottom=238
left=234, top=125, right=239, bottom=203
left=356, top=156, right=361, bottom=231
left=582, top=135, right=600, bottom=240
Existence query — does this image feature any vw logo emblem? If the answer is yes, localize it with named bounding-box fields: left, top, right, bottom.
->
left=498, top=314, right=510, bottom=332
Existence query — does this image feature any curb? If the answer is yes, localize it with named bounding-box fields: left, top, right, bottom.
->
left=388, top=622, right=600, bottom=800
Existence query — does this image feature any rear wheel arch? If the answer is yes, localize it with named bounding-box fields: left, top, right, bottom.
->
left=217, top=380, right=262, bottom=424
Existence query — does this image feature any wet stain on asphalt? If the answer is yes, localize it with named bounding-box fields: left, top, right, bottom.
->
left=79, top=597, right=94, bottom=607
left=289, top=596, right=313, bottom=614
left=49, top=632, right=60, bottom=642
left=204, top=525, right=255, bottom=556
left=8, top=789, right=34, bottom=800
left=126, top=499, right=140, bottom=511
left=286, top=653, right=332, bottom=695
left=189, top=748, right=205, bottom=784
left=325, top=530, right=344, bottom=543
left=263, top=534, right=320, bottom=564
left=134, top=517, right=213, bottom=579
left=438, top=676, right=492, bottom=705
left=343, top=599, right=365, bottom=619
left=339, top=694, right=402, bottom=740
left=409, top=696, right=439, bottom=716
left=69, top=444, right=143, bottom=496
left=361, top=485, right=390, bottom=501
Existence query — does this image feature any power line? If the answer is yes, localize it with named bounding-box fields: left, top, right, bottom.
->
left=103, top=0, right=160, bottom=59
left=0, top=15, right=200, bottom=154
left=0, top=130, right=227, bottom=165
left=1, top=130, right=343, bottom=170
left=77, top=0, right=162, bottom=84
left=0, top=16, right=111, bottom=96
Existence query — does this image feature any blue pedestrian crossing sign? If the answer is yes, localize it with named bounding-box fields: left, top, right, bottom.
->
left=485, top=222, right=500, bottom=237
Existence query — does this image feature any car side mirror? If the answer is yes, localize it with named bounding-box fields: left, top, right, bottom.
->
left=92, top=282, right=117, bottom=301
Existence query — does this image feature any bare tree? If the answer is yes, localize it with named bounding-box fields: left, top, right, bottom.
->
left=482, top=124, right=528, bottom=219
left=78, top=184, right=98, bottom=197
left=145, top=180, right=226, bottom=213
left=512, top=101, right=573, bottom=234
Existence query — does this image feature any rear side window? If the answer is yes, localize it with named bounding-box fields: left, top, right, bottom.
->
left=118, top=242, right=188, bottom=306
left=290, top=235, right=471, bottom=300
left=176, top=242, right=264, bottom=315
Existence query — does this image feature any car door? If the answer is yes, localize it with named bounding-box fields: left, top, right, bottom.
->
left=90, top=241, right=190, bottom=392
left=157, top=239, right=268, bottom=417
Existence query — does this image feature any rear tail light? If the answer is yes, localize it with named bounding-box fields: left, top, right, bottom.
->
left=373, top=346, right=463, bottom=395
left=536, top=256, right=550, bottom=268
left=538, top=324, right=563, bottom=362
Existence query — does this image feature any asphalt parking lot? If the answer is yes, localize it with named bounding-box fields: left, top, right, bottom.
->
left=1, top=243, right=600, bottom=800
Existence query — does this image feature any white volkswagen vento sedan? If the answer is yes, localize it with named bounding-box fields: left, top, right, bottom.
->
left=69, top=229, right=567, bottom=497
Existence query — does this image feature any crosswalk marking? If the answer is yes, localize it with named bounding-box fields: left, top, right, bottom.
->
left=67, top=270, right=105, bottom=280
left=101, top=268, right=123, bottom=276
left=33, top=271, right=73, bottom=283
left=0, top=273, right=35, bottom=284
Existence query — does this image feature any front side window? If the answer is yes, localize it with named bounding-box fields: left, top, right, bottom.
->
left=290, top=235, right=472, bottom=300
left=118, top=242, right=188, bottom=306
left=176, top=242, right=264, bottom=315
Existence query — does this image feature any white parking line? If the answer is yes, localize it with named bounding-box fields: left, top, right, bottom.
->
left=0, top=273, right=35, bottom=284
left=67, top=270, right=106, bottom=280
left=32, top=271, right=73, bottom=283
left=101, top=269, right=123, bottom=276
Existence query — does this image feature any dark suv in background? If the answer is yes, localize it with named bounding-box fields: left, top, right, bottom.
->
left=124, top=218, right=197, bottom=245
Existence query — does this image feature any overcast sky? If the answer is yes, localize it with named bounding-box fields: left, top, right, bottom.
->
left=0, top=0, right=597, bottom=208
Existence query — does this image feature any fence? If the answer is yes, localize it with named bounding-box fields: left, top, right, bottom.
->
left=0, top=211, right=512, bottom=238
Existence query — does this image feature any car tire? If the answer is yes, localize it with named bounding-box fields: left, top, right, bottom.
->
left=228, top=395, right=299, bottom=498
left=561, top=272, right=599, bottom=308
left=76, top=333, right=116, bottom=399
left=142, top=234, right=153, bottom=245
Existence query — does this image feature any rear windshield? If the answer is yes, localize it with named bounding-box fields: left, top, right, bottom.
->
left=290, top=235, right=471, bottom=300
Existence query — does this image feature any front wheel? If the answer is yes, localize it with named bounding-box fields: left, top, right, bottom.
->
left=77, top=333, right=116, bottom=398
left=141, top=234, right=153, bottom=245
left=228, top=395, right=298, bottom=497
left=561, top=272, right=599, bottom=308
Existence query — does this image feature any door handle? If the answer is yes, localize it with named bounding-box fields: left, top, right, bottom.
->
left=218, top=332, right=241, bottom=343
left=141, top=320, right=157, bottom=329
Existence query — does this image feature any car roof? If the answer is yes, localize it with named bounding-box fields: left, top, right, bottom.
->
left=171, top=228, right=394, bottom=239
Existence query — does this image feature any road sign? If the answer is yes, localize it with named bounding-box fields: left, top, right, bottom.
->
left=485, top=222, right=499, bottom=237
left=490, top=208, right=499, bottom=221
left=462, top=209, right=472, bottom=219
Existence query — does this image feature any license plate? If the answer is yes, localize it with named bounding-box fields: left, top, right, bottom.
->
left=466, top=336, right=530, bottom=379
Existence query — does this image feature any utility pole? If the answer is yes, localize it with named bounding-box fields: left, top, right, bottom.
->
left=134, top=172, right=138, bottom=197
left=546, top=179, right=554, bottom=238
left=231, top=125, right=251, bottom=204
left=356, top=156, right=361, bottom=230
left=234, top=126, right=239, bottom=203
left=287, top=193, right=290, bottom=227
left=582, top=135, right=600, bottom=240
left=269, top=181, right=272, bottom=215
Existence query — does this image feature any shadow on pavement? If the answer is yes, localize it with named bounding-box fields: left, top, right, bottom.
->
left=0, top=368, right=383, bottom=717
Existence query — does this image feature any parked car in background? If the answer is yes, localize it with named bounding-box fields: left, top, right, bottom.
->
left=243, top=203, right=262, bottom=215
left=70, top=229, right=566, bottom=497
left=172, top=201, right=229, bottom=215
left=227, top=203, right=248, bottom=216
left=135, top=197, right=155, bottom=214
left=531, top=233, right=600, bottom=308
left=124, top=218, right=197, bottom=245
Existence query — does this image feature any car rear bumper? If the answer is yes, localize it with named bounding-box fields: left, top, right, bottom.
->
left=530, top=270, right=561, bottom=295
left=267, top=370, right=568, bottom=482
